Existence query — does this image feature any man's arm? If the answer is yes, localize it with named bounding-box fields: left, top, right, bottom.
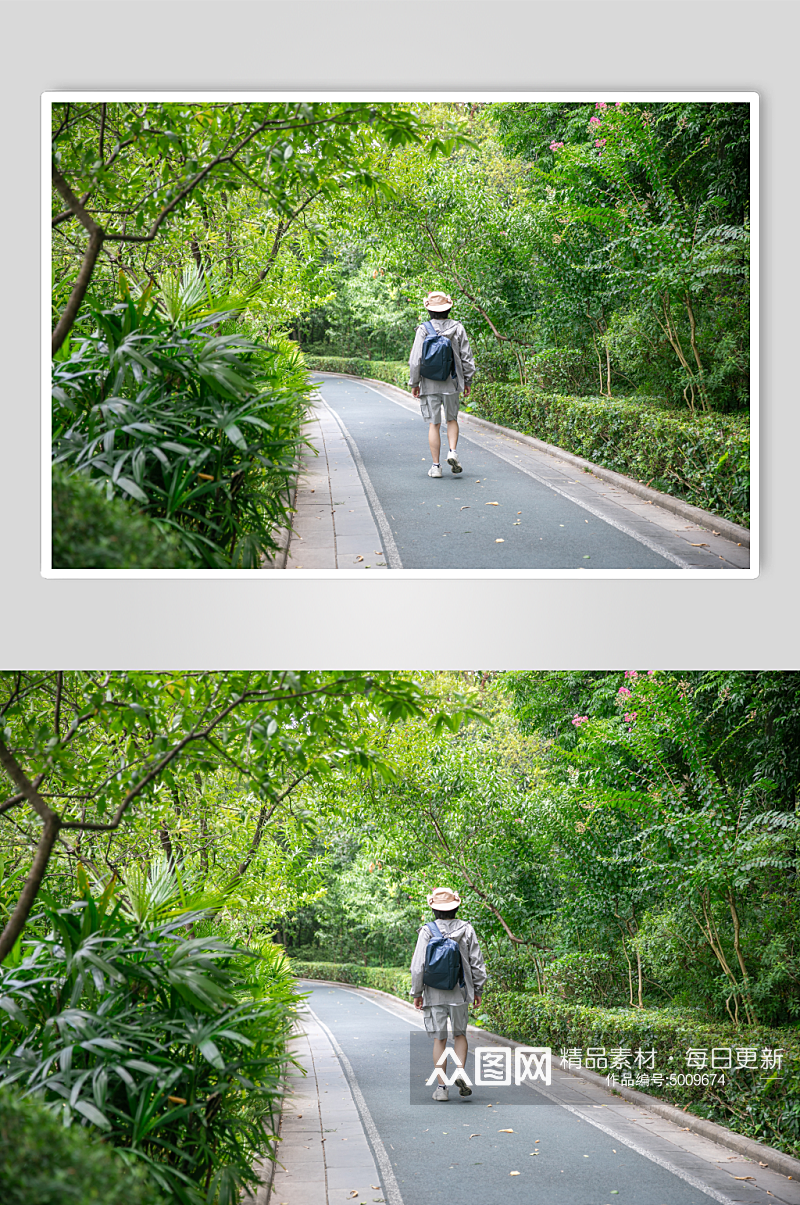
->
left=410, top=925, right=429, bottom=1002
left=409, top=326, right=424, bottom=396
left=458, top=326, right=476, bottom=395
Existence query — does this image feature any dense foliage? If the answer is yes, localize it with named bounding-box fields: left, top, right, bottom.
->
left=0, top=886, right=294, bottom=1205
left=50, top=100, right=463, bottom=568
left=0, top=671, right=475, bottom=1201
left=0, top=1087, right=158, bottom=1205
left=52, top=464, right=194, bottom=569
left=303, top=102, right=750, bottom=414
left=53, top=296, right=310, bottom=567
left=51, top=101, right=750, bottom=566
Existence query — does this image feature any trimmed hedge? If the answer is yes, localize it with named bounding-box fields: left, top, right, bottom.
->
left=466, top=384, right=749, bottom=528
left=291, top=961, right=413, bottom=1000
left=0, top=1088, right=159, bottom=1205
left=476, top=991, right=799, bottom=1158
left=304, top=357, right=750, bottom=528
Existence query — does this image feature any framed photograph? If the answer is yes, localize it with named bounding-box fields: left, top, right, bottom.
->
left=44, top=91, right=757, bottom=578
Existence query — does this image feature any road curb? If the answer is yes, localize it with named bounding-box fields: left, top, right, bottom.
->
left=309, top=371, right=750, bottom=549
left=296, top=978, right=799, bottom=1181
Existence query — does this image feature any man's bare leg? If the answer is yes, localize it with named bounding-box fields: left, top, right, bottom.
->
left=428, top=423, right=441, bottom=464
left=432, top=1034, right=469, bottom=1085
left=446, top=419, right=459, bottom=454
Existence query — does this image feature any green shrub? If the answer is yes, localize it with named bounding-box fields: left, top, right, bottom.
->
left=304, top=356, right=409, bottom=391
left=468, top=384, right=750, bottom=528
left=0, top=1088, right=158, bottom=1205
left=475, top=990, right=799, bottom=1158
left=545, top=951, right=629, bottom=1007
left=0, top=895, right=296, bottom=1205
left=53, top=303, right=309, bottom=568
left=292, top=960, right=412, bottom=1000
left=52, top=465, right=195, bottom=568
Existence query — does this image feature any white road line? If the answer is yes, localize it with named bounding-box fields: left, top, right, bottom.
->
left=528, top=1083, right=741, bottom=1205
left=317, top=397, right=403, bottom=570
left=306, top=1004, right=406, bottom=1205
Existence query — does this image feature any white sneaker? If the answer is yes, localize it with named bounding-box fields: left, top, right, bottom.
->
left=446, top=450, right=462, bottom=474
left=432, top=1085, right=449, bottom=1101
left=428, top=463, right=442, bottom=478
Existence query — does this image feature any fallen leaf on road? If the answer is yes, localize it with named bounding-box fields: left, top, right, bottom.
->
left=469, top=1134, right=480, bottom=1138
left=496, top=538, right=505, bottom=542
left=486, top=501, right=500, bottom=505
left=689, top=543, right=708, bottom=547
left=734, top=1177, right=755, bottom=1181
left=374, top=550, right=382, bottom=555
left=498, top=1128, right=514, bottom=1132
left=510, top=1170, right=520, bottom=1175
left=371, top=1186, right=380, bottom=1190
left=355, top=555, right=364, bottom=562
left=460, top=505, right=470, bottom=510
left=348, top=1192, right=359, bottom=1199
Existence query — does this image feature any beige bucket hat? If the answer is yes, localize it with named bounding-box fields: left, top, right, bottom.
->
left=423, top=291, right=454, bottom=312
left=427, top=886, right=461, bottom=910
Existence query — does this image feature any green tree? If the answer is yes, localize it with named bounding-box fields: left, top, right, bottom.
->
left=0, top=671, right=470, bottom=961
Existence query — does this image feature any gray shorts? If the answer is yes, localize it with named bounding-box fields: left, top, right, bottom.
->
left=420, top=392, right=460, bottom=425
left=423, top=1002, right=469, bottom=1039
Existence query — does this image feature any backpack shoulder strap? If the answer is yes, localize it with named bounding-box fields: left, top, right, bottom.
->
left=426, top=920, right=442, bottom=939
left=422, top=321, right=436, bottom=337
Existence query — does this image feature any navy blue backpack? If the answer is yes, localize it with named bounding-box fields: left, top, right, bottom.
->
left=419, top=321, right=456, bottom=382
left=422, top=920, right=464, bottom=991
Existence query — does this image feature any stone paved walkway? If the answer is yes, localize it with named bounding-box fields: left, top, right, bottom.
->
left=283, top=398, right=390, bottom=571
left=270, top=1005, right=385, bottom=1205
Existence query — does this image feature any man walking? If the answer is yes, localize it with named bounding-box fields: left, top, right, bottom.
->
left=411, top=886, right=487, bottom=1101
left=409, top=292, right=476, bottom=478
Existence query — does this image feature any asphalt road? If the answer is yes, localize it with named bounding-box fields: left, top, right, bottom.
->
left=304, top=983, right=715, bottom=1205
left=312, top=375, right=676, bottom=570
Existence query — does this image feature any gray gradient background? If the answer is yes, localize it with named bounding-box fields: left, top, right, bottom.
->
left=5, top=0, right=796, bottom=669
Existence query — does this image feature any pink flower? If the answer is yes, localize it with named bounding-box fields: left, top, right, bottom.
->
left=549, top=140, right=564, bottom=150
left=589, top=116, right=602, bottom=126
left=595, top=102, right=607, bottom=110
left=624, top=712, right=637, bottom=724
left=618, top=686, right=632, bottom=698
left=624, top=670, right=638, bottom=680
left=648, top=670, right=656, bottom=676
left=571, top=714, right=589, bottom=726
left=616, top=102, right=622, bottom=108
left=595, top=139, right=606, bottom=148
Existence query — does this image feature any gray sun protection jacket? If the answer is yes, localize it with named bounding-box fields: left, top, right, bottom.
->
left=410, top=916, right=488, bottom=1004
left=409, top=318, right=477, bottom=397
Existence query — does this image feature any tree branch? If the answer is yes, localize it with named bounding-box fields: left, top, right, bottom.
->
left=0, top=812, right=60, bottom=962
left=51, top=162, right=105, bottom=354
